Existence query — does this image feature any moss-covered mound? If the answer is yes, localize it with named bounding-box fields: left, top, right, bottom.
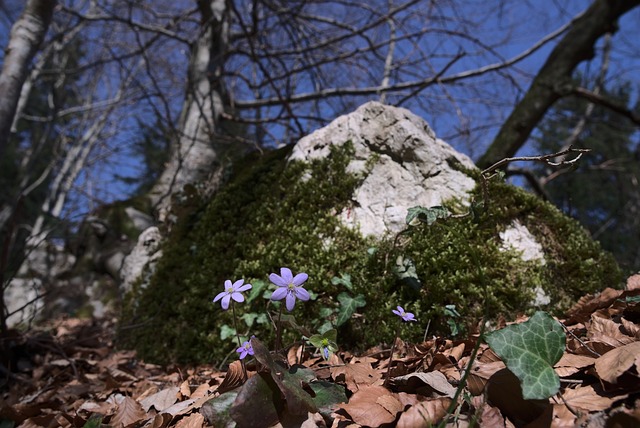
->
left=119, top=143, right=621, bottom=365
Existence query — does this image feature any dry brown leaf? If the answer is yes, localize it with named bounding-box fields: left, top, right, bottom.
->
left=444, top=342, right=466, bottom=362
left=216, top=360, right=245, bottom=393
left=174, top=412, right=205, bottom=428
left=554, top=354, right=596, bottom=377
left=467, top=360, right=506, bottom=395
left=143, top=413, right=173, bottom=428
left=626, top=274, right=640, bottom=290
left=588, top=316, right=636, bottom=347
left=566, top=288, right=623, bottom=323
left=562, top=385, right=625, bottom=411
left=620, top=317, right=640, bottom=339
left=189, top=383, right=211, bottom=399
left=179, top=380, right=191, bottom=399
left=478, top=403, right=506, bottom=428
left=594, top=342, right=640, bottom=383
left=343, top=362, right=383, bottom=393
left=111, top=396, right=147, bottom=428
left=339, top=385, right=401, bottom=427
left=140, top=387, right=179, bottom=412
left=392, top=371, right=456, bottom=398
left=396, top=397, right=451, bottom=428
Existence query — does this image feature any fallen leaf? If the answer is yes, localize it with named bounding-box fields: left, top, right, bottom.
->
left=396, top=397, right=451, bottom=428
left=554, top=354, right=596, bottom=377
left=626, top=274, right=640, bottom=290
left=594, top=342, right=640, bottom=383
left=140, top=387, right=179, bottom=412
left=343, top=362, right=383, bottom=393
left=562, top=385, right=626, bottom=411
left=588, top=315, right=636, bottom=347
left=339, top=385, right=401, bottom=427
left=477, top=403, right=506, bottom=428
left=216, top=360, right=245, bottom=393
left=174, top=412, right=205, bottom=428
left=111, top=396, right=146, bottom=428
left=391, top=371, right=456, bottom=398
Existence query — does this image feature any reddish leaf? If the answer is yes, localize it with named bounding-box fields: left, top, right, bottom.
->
left=339, top=385, right=402, bottom=427
left=594, top=342, right=640, bottom=384
left=111, top=396, right=146, bottom=428
left=396, top=397, right=451, bottom=428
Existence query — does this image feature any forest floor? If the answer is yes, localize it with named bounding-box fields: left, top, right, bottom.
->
left=1, top=276, right=640, bottom=428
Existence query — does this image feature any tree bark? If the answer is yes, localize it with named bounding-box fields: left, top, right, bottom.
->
left=0, top=0, right=56, bottom=160
left=477, top=0, right=640, bottom=169
left=149, top=0, right=229, bottom=218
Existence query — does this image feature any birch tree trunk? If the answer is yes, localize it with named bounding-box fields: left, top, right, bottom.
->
left=0, top=0, right=56, bottom=160
left=477, top=0, right=640, bottom=169
left=149, top=0, right=229, bottom=218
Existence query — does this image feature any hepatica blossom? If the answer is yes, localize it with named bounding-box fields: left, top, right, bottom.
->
left=393, top=305, right=416, bottom=322
left=270, top=267, right=309, bottom=311
left=236, top=338, right=255, bottom=360
left=213, top=279, right=252, bottom=310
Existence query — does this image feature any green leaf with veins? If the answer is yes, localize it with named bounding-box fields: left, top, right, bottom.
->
left=485, top=311, right=565, bottom=400
left=336, top=293, right=366, bottom=327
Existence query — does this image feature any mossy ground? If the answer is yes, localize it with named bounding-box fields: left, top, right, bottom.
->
left=119, top=144, right=622, bottom=365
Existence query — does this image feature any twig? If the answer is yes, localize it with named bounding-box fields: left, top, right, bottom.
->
left=481, top=146, right=591, bottom=180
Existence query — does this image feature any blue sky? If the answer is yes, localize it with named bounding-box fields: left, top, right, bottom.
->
left=0, top=0, right=638, bottom=215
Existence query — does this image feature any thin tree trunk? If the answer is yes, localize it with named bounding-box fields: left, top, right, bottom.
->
left=477, top=0, right=640, bottom=169
left=149, top=0, right=229, bottom=218
left=0, top=0, right=56, bottom=160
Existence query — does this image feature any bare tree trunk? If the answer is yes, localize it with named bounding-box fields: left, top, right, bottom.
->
left=149, top=0, right=229, bottom=218
left=0, top=0, right=56, bottom=160
left=477, top=0, right=640, bottom=169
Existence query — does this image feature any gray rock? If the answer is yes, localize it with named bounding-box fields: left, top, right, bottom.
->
left=289, top=101, right=477, bottom=237
left=120, top=226, right=163, bottom=294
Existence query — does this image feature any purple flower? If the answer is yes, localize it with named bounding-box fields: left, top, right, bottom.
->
left=270, top=267, right=310, bottom=311
left=393, top=305, right=416, bottom=322
left=213, top=279, right=252, bottom=310
left=236, top=338, right=255, bottom=360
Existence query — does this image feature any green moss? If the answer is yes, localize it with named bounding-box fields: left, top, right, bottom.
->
left=119, top=145, right=622, bottom=365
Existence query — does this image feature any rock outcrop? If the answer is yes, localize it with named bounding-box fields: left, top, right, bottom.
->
left=119, top=102, right=620, bottom=365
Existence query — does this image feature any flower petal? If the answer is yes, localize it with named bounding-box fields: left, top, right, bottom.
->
left=237, top=283, right=252, bottom=292
left=221, top=294, right=231, bottom=310
left=294, top=287, right=310, bottom=301
left=224, top=279, right=232, bottom=289
left=231, top=292, right=245, bottom=303
left=271, top=287, right=288, bottom=301
left=396, top=305, right=404, bottom=313
left=280, top=267, right=293, bottom=283
left=232, top=279, right=245, bottom=289
left=292, top=272, right=308, bottom=286
left=285, top=293, right=296, bottom=311
left=269, top=273, right=288, bottom=287
left=213, top=291, right=226, bottom=303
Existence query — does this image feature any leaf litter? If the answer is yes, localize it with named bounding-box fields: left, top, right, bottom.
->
left=0, top=274, right=639, bottom=427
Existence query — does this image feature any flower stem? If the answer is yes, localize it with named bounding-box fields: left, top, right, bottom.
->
left=384, top=323, right=401, bottom=387
left=232, top=302, right=248, bottom=380
left=274, top=303, right=284, bottom=353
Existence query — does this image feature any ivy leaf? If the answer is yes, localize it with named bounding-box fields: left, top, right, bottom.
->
left=485, top=311, right=566, bottom=400
left=246, top=279, right=266, bottom=303
left=406, top=205, right=450, bottom=226
left=331, top=273, right=353, bottom=290
left=336, top=293, right=366, bottom=327
left=219, top=325, right=236, bottom=341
